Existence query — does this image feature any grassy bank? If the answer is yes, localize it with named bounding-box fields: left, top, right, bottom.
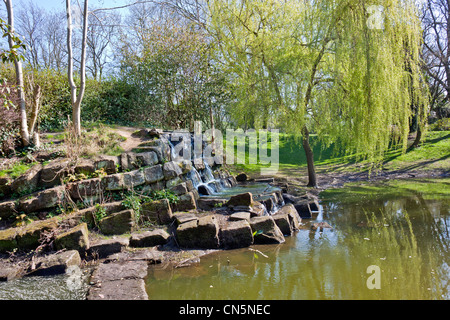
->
left=228, top=130, right=450, bottom=178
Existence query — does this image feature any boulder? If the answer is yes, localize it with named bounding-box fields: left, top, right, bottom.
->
left=176, top=215, right=219, bottom=249
left=275, top=204, right=302, bottom=231
left=173, top=212, right=198, bottom=225
left=94, top=156, right=119, bottom=174
left=74, top=159, right=96, bottom=176
left=272, top=213, right=292, bottom=236
left=10, top=163, right=42, bottom=195
left=196, top=198, right=226, bottom=211
left=165, top=176, right=182, bottom=189
left=131, top=128, right=149, bottom=138
left=294, top=202, right=312, bottom=219
left=18, top=186, right=65, bottom=214
left=87, top=260, right=149, bottom=300
left=172, top=192, right=197, bottom=212
left=178, top=160, right=193, bottom=174
left=227, top=192, right=253, bottom=207
left=123, top=169, right=145, bottom=188
left=54, top=223, right=90, bottom=252
left=67, top=178, right=103, bottom=201
left=88, top=238, right=129, bottom=259
left=197, top=185, right=213, bottom=196
left=141, top=199, right=173, bottom=225
left=135, top=151, right=159, bottom=167
left=129, top=229, right=170, bottom=247
left=0, top=200, right=17, bottom=220
left=162, top=161, right=183, bottom=180
left=169, top=182, right=188, bottom=196
left=219, top=220, right=253, bottom=249
left=229, top=211, right=251, bottom=222
left=27, top=250, right=81, bottom=276
left=143, top=165, right=164, bottom=184
left=235, top=173, right=248, bottom=182
left=249, top=216, right=285, bottom=244
left=15, top=218, right=59, bottom=250
left=0, top=228, right=18, bottom=253
left=311, top=222, right=333, bottom=231
left=99, top=210, right=135, bottom=235
left=102, top=173, right=125, bottom=191
left=39, top=159, right=70, bottom=188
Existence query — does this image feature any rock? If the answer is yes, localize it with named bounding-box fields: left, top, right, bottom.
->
left=87, top=260, right=149, bottom=300
left=275, top=204, right=302, bottom=231
left=148, top=128, right=163, bottom=138
left=143, top=165, right=164, bottom=184
left=272, top=213, right=292, bottom=236
left=196, top=198, right=227, bottom=211
left=88, top=278, right=148, bottom=300
left=229, top=211, right=251, bottom=222
left=74, top=159, right=96, bottom=176
left=219, top=220, right=253, bottom=249
left=178, top=160, right=193, bottom=174
left=141, top=199, right=173, bottom=225
left=235, top=173, right=248, bottom=182
left=294, top=202, right=312, bottom=219
left=129, top=229, right=170, bottom=247
left=165, top=176, right=182, bottom=189
left=123, top=169, right=145, bottom=188
left=39, top=159, right=70, bottom=188
left=0, top=228, right=18, bottom=253
left=102, top=173, right=125, bottom=191
left=19, top=186, right=65, bottom=214
left=169, top=182, right=188, bottom=196
left=94, top=156, right=119, bottom=174
left=250, top=201, right=267, bottom=216
left=198, top=185, right=212, bottom=196
left=0, top=264, right=20, bottom=281
left=54, top=223, right=90, bottom=252
left=67, top=178, right=103, bottom=201
left=176, top=215, right=220, bottom=249
left=311, top=222, right=333, bottom=231
left=28, top=250, right=81, bottom=277
left=15, top=218, right=59, bottom=250
left=227, top=192, right=253, bottom=207
left=249, top=216, right=285, bottom=244
left=10, top=163, right=42, bottom=195
left=0, top=200, right=17, bottom=220
left=162, top=161, right=183, bottom=180
left=173, top=212, right=198, bottom=225
left=131, top=128, right=149, bottom=138
left=308, top=198, right=320, bottom=212
left=99, top=210, right=135, bottom=235
left=135, top=151, right=159, bottom=167
left=88, top=238, right=129, bottom=259
left=172, top=192, right=197, bottom=212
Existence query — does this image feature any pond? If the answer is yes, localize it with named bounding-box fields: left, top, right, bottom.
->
left=145, top=178, right=450, bottom=300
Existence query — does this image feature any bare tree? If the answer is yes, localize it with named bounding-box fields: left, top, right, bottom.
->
left=3, top=0, right=29, bottom=146
left=66, top=0, right=88, bottom=136
left=422, top=0, right=449, bottom=108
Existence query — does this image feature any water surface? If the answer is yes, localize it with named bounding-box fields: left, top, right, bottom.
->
left=146, top=178, right=450, bottom=300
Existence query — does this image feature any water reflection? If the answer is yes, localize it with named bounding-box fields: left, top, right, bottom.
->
left=146, top=179, right=450, bottom=300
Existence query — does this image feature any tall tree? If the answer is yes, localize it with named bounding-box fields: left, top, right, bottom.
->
left=3, top=0, right=30, bottom=146
left=66, top=0, right=88, bottom=136
left=208, top=0, right=427, bottom=187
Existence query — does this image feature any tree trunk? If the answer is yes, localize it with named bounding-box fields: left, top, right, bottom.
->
left=302, top=126, right=317, bottom=188
left=410, top=123, right=422, bottom=150
left=4, top=0, right=30, bottom=147
left=66, top=0, right=88, bottom=136
left=28, top=83, right=41, bottom=135
left=209, top=104, right=215, bottom=154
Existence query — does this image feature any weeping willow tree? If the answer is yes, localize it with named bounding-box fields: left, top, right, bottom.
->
left=207, top=0, right=428, bottom=187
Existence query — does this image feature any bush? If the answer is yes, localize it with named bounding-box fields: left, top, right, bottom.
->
left=429, top=118, right=450, bottom=131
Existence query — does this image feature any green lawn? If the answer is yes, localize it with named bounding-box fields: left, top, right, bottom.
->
left=225, top=130, right=450, bottom=176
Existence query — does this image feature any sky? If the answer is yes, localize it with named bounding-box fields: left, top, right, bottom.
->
left=16, top=0, right=132, bottom=13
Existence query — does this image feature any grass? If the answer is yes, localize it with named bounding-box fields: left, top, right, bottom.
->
left=0, top=162, right=35, bottom=180
left=226, top=130, right=450, bottom=177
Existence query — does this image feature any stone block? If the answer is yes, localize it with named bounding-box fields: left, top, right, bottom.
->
left=219, top=220, right=253, bottom=249
left=249, top=216, right=285, bottom=244
left=129, top=229, right=170, bottom=247
left=54, top=223, right=90, bottom=252
left=176, top=215, right=219, bottom=249
left=99, top=210, right=135, bottom=235
left=141, top=199, right=173, bottom=225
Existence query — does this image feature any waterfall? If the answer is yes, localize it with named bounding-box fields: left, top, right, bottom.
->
left=202, top=161, right=215, bottom=183
left=188, top=167, right=203, bottom=189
